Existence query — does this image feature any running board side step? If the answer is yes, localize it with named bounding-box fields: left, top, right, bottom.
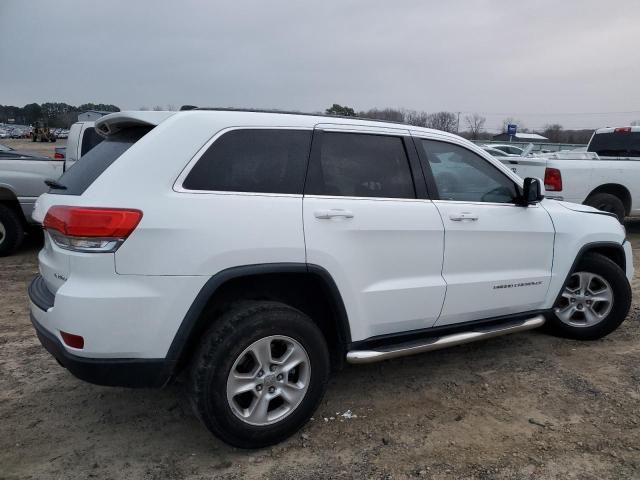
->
left=346, top=315, right=545, bottom=364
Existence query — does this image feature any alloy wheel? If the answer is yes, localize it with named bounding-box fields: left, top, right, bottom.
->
left=226, top=335, right=310, bottom=426
left=555, top=271, right=614, bottom=327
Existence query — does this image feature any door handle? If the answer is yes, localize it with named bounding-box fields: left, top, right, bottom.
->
left=314, top=209, right=354, bottom=220
left=449, top=212, right=478, bottom=221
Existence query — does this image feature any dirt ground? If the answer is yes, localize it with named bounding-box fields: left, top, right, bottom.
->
left=2, top=138, right=66, bottom=158
left=1, top=221, right=640, bottom=479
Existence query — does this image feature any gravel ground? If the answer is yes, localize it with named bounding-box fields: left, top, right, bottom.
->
left=1, top=219, right=639, bottom=479
left=1, top=138, right=65, bottom=157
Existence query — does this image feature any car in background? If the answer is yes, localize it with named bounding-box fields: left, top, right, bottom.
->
left=494, top=126, right=640, bottom=222
left=0, top=130, right=9, bottom=139
left=488, top=144, right=525, bottom=156
left=54, top=146, right=66, bottom=160
left=482, top=146, right=518, bottom=158
left=0, top=142, right=64, bottom=255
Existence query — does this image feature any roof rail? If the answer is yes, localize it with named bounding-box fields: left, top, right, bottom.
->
left=192, top=107, right=412, bottom=127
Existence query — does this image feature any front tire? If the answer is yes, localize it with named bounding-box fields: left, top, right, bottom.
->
left=584, top=193, right=625, bottom=223
left=547, top=253, right=631, bottom=340
left=189, top=301, right=330, bottom=448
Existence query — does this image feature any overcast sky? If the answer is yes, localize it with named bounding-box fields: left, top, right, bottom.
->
left=1, top=0, right=640, bottom=131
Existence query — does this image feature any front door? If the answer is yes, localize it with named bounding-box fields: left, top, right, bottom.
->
left=416, top=137, right=555, bottom=326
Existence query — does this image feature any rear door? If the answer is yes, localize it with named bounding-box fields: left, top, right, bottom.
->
left=415, top=136, right=555, bottom=326
left=303, top=125, right=446, bottom=342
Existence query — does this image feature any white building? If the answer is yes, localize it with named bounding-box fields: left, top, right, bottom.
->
left=77, top=110, right=113, bottom=122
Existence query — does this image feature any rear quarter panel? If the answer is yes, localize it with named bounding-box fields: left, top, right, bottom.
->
left=77, top=113, right=308, bottom=275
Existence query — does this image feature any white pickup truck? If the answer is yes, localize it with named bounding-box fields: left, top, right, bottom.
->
left=500, top=126, right=640, bottom=222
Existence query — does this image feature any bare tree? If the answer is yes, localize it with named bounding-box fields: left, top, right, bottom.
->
left=631, top=120, right=640, bottom=126
left=426, top=111, right=457, bottom=132
left=542, top=124, right=563, bottom=143
left=464, top=113, right=486, bottom=140
left=404, top=110, right=429, bottom=127
left=152, top=105, right=164, bottom=111
left=359, top=108, right=404, bottom=122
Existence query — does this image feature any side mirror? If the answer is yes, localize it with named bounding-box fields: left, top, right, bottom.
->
left=521, top=177, right=545, bottom=205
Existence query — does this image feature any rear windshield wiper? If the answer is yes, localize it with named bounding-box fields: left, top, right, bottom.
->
left=45, top=179, right=67, bottom=190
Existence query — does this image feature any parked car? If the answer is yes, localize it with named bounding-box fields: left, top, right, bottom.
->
left=0, top=143, right=64, bottom=255
left=54, top=146, right=66, bottom=160
left=0, top=130, right=9, bottom=139
left=489, top=144, right=525, bottom=155
left=29, top=110, right=633, bottom=448
left=498, top=126, right=640, bottom=222
left=482, top=146, right=518, bottom=158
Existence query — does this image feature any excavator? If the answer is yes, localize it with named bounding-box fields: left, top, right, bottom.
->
left=31, top=121, right=56, bottom=142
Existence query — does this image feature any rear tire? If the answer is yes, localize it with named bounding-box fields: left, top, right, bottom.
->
left=546, top=253, right=631, bottom=340
left=584, top=193, right=625, bottom=223
left=0, top=205, right=24, bottom=257
left=189, top=301, right=330, bottom=448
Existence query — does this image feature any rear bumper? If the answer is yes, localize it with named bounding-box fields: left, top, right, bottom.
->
left=29, top=275, right=173, bottom=388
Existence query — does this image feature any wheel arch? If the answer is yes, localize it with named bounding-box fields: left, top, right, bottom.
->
left=0, top=186, right=27, bottom=227
left=166, top=263, right=351, bottom=377
left=553, top=241, right=626, bottom=306
left=585, top=184, right=632, bottom=215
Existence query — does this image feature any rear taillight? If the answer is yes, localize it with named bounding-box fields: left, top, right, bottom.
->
left=53, top=152, right=65, bottom=160
left=614, top=127, right=632, bottom=134
left=43, top=206, right=142, bottom=253
left=544, top=167, right=562, bottom=192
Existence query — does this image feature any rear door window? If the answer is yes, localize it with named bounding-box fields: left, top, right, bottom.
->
left=588, top=131, right=640, bottom=157
left=182, top=129, right=312, bottom=194
left=51, top=127, right=151, bottom=195
left=305, top=132, right=415, bottom=199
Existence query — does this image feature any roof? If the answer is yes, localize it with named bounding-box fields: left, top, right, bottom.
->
left=95, top=109, right=464, bottom=141
left=513, top=133, right=548, bottom=140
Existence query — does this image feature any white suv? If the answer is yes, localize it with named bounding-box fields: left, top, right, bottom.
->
left=29, top=110, right=634, bottom=448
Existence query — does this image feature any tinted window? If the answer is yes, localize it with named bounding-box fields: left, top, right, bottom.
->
left=80, top=127, right=104, bottom=156
left=421, top=140, right=519, bottom=203
left=183, top=129, right=312, bottom=194
left=306, top=132, right=415, bottom=199
left=588, top=131, right=640, bottom=157
left=52, top=127, right=151, bottom=195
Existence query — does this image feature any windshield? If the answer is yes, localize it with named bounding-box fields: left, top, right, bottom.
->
left=588, top=131, right=640, bottom=157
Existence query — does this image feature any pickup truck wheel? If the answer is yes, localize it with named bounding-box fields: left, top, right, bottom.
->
left=189, top=301, right=330, bottom=448
left=584, top=193, right=625, bottom=223
left=0, top=205, right=24, bottom=257
left=547, top=253, right=631, bottom=340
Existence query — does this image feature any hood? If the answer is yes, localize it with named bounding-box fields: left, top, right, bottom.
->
left=557, top=201, right=612, bottom=216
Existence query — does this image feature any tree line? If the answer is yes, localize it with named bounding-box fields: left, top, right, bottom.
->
left=0, top=102, right=120, bottom=128
left=325, top=104, right=603, bottom=144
